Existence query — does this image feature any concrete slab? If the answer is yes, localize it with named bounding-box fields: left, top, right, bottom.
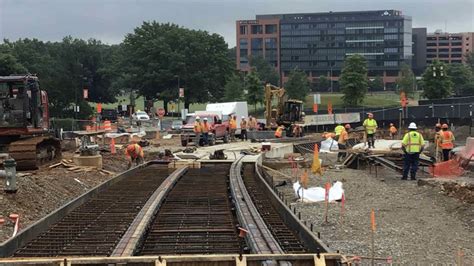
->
left=72, top=154, right=103, bottom=169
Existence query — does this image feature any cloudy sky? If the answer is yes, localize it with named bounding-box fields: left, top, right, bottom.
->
left=1, top=0, right=473, bottom=47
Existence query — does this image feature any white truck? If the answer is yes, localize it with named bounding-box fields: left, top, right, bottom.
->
left=206, top=102, right=249, bottom=135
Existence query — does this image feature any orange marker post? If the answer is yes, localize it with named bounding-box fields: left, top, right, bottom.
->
left=340, top=192, right=345, bottom=224
left=110, top=138, right=116, bottom=154
left=324, top=182, right=331, bottom=223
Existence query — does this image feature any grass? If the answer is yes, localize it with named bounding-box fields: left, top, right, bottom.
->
left=93, top=91, right=418, bottom=114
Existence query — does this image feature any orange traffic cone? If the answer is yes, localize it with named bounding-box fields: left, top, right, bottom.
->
left=110, top=138, right=116, bottom=154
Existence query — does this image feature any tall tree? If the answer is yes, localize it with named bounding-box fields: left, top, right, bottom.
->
left=223, top=73, right=244, bottom=101
left=465, top=51, right=474, bottom=71
left=0, top=52, right=26, bottom=75
left=340, top=55, right=368, bottom=106
left=318, top=75, right=330, bottom=91
left=249, top=56, right=279, bottom=85
left=245, top=70, right=263, bottom=111
left=421, top=60, right=453, bottom=99
left=447, top=63, right=474, bottom=96
left=369, top=76, right=384, bottom=91
left=285, top=68, right=310, bottom=100
left=120, top=22, right=231, bottom=111
left=396, top=63, right=416, bottom=97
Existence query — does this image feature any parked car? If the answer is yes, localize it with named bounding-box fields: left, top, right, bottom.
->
left=132, top=111, right=150, bottom=121
left=180, top=112, right=229, bottom=146
left=101, top=108, right=118, bottom=122
left=171, top=120, right=183, bottom=130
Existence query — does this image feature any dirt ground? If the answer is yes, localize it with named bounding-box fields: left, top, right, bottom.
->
left=274, top=156, right=473, bottom=264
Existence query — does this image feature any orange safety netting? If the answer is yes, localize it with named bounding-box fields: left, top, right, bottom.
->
left=429, top=159, right=465, bottom=178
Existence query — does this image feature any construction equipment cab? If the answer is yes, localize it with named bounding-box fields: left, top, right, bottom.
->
left=0, top=75, right=61, bottom=170
left=264, top=83, right=303, bottom=130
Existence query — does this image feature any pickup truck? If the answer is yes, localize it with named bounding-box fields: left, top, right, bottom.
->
left=180, top=112, right=229, bottom=146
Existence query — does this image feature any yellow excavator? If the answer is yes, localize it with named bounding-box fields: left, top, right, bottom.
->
left=264, top=83, right=304, bottom=129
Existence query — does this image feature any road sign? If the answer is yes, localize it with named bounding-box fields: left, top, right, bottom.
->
left=157, top=107, right=165, bottom=118
left=313, top=94, right=321, bottom=104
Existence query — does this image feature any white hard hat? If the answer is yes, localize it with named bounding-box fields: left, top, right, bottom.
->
left=203, top=117, right=208, bottom=121
left=241, top=116, right=245, bottom=119
left=408, top=122, right=417, bottom=129
left=196, top=116, right=200, bottom=120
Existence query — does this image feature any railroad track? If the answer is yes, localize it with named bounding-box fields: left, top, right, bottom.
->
left=13, top=165, right=173, bottom=257
left=136, top=164, right=244, bottom=255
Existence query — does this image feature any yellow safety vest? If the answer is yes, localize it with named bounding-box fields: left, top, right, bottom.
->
left=402, top=131, right=424, bottom=153
left=334, top=125, right=344, bottom=136
left=363, top=119, right=378, bottom=134
left=275, top=127, right=283, bottom=138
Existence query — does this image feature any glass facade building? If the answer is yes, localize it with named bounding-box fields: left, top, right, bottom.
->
left=237, top=10, right=413, bottom=90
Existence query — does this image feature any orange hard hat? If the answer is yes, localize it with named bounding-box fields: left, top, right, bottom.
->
left=345, top=124, right=351, bottom=129
left=435, top=123, right=441, bottom=128
left=442, top=124, right=448, bottom=129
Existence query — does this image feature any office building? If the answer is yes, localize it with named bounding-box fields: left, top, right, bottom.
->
left=426, top=31, right=474, bottom=65
left=412, top=28, right=427, bottom=75
left=236, top=10, right=413, bottom=90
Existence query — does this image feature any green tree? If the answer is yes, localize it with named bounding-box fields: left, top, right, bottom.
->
left=396, top=63, right=416, bottom=97
left=223, top=73, right=244, bottom=101
left=318, top=75, right=330, bottom=91
left=447, top=63, right=474, bottom=95
left=120, top=22, right=231, bottom=111
left=369, top=76, right=384, bottom=91
left=466, top=51, right=474, bottom=71
left=249, top=56, right=279, bottom=85
left=285, top=68, right=310, bottom=100
left=421, top=60, right=453, bottom=99
left=340, top=54, right=368, bottom=106
left=0, top=50, right=26, bottom=75
left=245, top=70, right=263, bottom=111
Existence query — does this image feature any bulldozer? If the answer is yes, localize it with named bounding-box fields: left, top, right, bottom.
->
left=264, top=83, right=304, bottom=130
left=0, top=75, right=61, bottom=170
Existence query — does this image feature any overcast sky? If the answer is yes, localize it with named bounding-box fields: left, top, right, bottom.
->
left=1, top=0, right=473, bottom=47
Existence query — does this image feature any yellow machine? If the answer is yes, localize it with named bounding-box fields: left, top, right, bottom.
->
left=264, top=83, right=303, bottom=129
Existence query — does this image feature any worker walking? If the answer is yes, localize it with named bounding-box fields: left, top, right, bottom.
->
left=363, top=113, right=378, bottom=148
left=240, top=116, right=248, bottom=141
left=125, top=143, right=144, bottom=169
left=275, top=125, right=285, bottom=138
left=389, top=123, right=397, bottom=139
left=438, top=124, right=455, bottom=161
left=334, top=123, right=344, bottom=141
left=193, top=116, right=202, bottom=146
left=337, top=124, right=351, bottom=162
left=401, top=122, right=424, bottom=180
left=229, top=115, right=237, bottom=141
left=202, top=117, right=210, bottom=146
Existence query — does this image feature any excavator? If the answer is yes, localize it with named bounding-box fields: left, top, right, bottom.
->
left=264, top=83, right=304, bottom=130
left=0, top=75, right=61, bottom=170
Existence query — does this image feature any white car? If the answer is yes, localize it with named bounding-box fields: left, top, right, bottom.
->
left=132, top=111, right=150, bottom=121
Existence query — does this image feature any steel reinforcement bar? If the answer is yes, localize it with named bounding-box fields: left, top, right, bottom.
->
left=1, top=163, right=176, bottom=257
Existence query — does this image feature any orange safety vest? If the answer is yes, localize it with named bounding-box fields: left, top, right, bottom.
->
left=275, top=127, right=283, bottom=138
left=125, top=144, right=144, bottom=159
left=230, top=119, right=237, bottom=129
left=440, top=131, right=454, bottom=149
left=202, top=122, right=210, bottom=133
left=193, top=122, right=202, bottom=133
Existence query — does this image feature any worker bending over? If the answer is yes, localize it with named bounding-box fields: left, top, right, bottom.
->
left=193, top=116, right=202, bottom=146
left=229, top=115, right=237, bottom=141
left=337, top=124, right=351, bottom=162
left=334, top=123, right=344, bottom=141
left=389, top=123, right=397, bottom=139
left=363, top=113, right=378, bottom=148
left=125, top=143, right=144, bottom=169
left=401, top=123, right=424, bottom=180
left=240, top=116, right=248, bottom=141
left=275, top=125, right=285, bottom=138
left=201, top=117, right=210, bottom=146
left=438, top=124, right=455, bottom=161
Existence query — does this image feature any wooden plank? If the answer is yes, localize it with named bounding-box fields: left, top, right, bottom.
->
left=48, top=162, right=63, bottom=168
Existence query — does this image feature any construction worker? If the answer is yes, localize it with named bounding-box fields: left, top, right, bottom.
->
left=292, top=124, right=302, bottom=137
left=193, top=116, right=202, bottom=146
left=434, top=123, right=443, bottom=162
left=337, top=124, right=351, bottom=162
left=125, top=143, right=144, bottom=169
left=202, top=117, right=211, bottom=146
left=439, top=124, right=455, bottom=161
left=389, top=123, right=397, bottom=139
left=248, top=115, right=257, bottom=131
left=401, top=122, right=424, bottom=180
left=240, top=116, right=248, bottom=141
left=334, top=123, right=344, bottom=141
left=363, top=113, right=378, bottom=148
left=275, top=125, right=285, bottom=138
left=229, top=115, right=237, bottom=141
